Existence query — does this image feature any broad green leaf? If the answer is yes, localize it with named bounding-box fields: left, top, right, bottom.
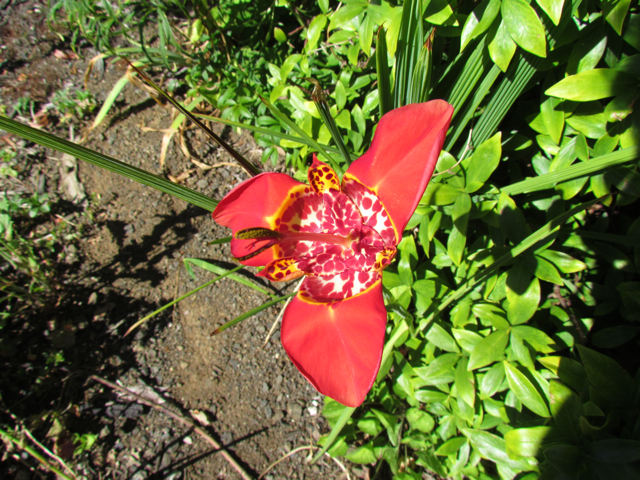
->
left=456, top=356, right=476, bottom=408
left=549, top=380, right=582, bottom=441
left=423, top=183, right=463, bottom=205
left=345, top=442, right=377, bottom=464
left=541, top=74, right=564, bottom=145
left=577, top=345, right=634, bottom=409
left=502, top=0, right=547, bottom=57
left=358, top=14, right=374, bottom=55
left=602, top=0, right=632, bottom=36
left=468, top=329, right=510, bottom=371
left=463, top=429, right=534, bottom=471
left=427, top=323, right=460, bottom=353
left=538, top=356, right=586, bottom=392
left=452, top=328, right=483, bottom=354
left=506, top=267, right=540, bottom=325
left=533, top=256, right=563, bottom=285
left=274, top=27, right=287, bottom=43
left=436, top=436, right=468, bottom=456
left=566, top=24, right=607, bottom=75
left=604, top=89, right=640, bottom=123
left=472, top=303, right=510, bottom=330
left=622, top=14, right=640, bottom=51
left=329, top=4, right=366, bottom=31
left=406, top=408, right=435, bottom=433
left=537, top=250, right=586, bottom=273
left=462, top=0, right=502, bottom=50
left=357, top=417, right=383, bottom=436
left=512, top=326, right=555, bottom=353
left=504, top=361, right=550, bottom=417
left=546, top=69, right=637, bottom=101
left=415, top=389, right=449, bottom=404
left=417, top=353, right=460, bottom=380
left=480, top=362, right=506, bottom=399
left=536, top=0, right=563, bottom=25
left=464, top=132, right=502, bottom=192
left=488, top=19, right=517, bottom=72
left=565, top=102, right=607, bottom=139
left=505, top=426, right=554, bottom=458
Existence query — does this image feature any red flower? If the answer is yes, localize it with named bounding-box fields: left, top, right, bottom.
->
left=213, top=101, right=453, bottom=407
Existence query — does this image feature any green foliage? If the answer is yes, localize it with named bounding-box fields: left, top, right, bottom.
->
left=14, top=0, right=640, bottom=478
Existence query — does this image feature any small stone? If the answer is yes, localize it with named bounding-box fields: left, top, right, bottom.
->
left=196, top=178, right=209, bottom=189
left=88, top=292, right=98, bottom=305
left=262, top=382, right=269, bottom=393
left=183, top=436, right=193, bottom=445
left=290, top=403, right=303, bottom=421
left=264, top=405, right=273, bottom=419
left=180, top=362, right=189, bottom=370
left=307, top=405, right=318, bottom=416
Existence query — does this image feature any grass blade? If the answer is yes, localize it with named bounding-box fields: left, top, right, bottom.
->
left=0, top=116, right=219, bottom=211
left=124, top=265, right=244, bottom=337
left=211, top=293, right=295, bottom=335
left=502, top=147, right=639, bottom=195
left=394, top=0, right=423, bottom=107
left=193, top=113, right=341, bottom=155
left=183, top=258, right=273, bottom=296
left=311, top=406, right=357, bottom=463
left=90, top=75, right=129, bottom=130
left=376, top=26, right=392, bottom=117
left=309, top=80, right=352, bottom=165
left=259, top=96, right=344, bottom=175
left=126, top=62, right=262, bottom=177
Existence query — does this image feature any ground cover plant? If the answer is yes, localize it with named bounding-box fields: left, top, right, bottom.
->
left=1, top=0, right=640, bottom=478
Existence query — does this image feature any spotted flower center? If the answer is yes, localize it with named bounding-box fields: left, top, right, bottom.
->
left=234, top=160, right=397, bottom=303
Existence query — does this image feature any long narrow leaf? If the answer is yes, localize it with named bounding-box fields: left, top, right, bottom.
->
left=124, top=265, right=244, bottom=336
left=183, top=258, right=273, bottom=296
left=0, top=116, right=219, bottom=211
left=91, top=75, right=129, bottom=130
left=211, top=293, right=295, bottom=335
left=259, top=96, right=344, bottom=175
left=376, top=26, right=392, bottom=117
left=502, top=147, right=639, bottom=195
left=394, top=0, right=423, bottom=107
left=126, top=62, right=262, bottom=176
left=193, top=113, right=341, bottom=154
left=309, top=80, right=352, bottom=165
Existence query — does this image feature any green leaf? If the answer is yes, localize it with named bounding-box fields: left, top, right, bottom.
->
left=504, top=361, right=550, bottom=417
left=463, top=429, right=534, bottom=471
left=312, top=406, right=356, bottom=462
left=512, top=326, right=554, bottom=353
left=533, top=256, right=563, bottom=285
left=567, top=24, right=607, bottom=75
left=546, top=69, right=638, bottom=101
left=423, top=183, right=463, bottom=206
left=0, top=117, right=219, bottom=212
left=549, top=380, right=582, bottom=441
left=465, top=132, right=502, bottom=192
left=406, top=408, right=435, bottom=433
left=468, top=329, right=510, bottom=371
left=427, top=323, right=460, bottom=353
left=604, top=89, right=640, bottom=123
left=537, top=250, right=586, bottom=273
left=541, top=74, right=564, bottom=145
left=274, top=27, right=287, bottom=43
left=577, top=345, right=634, bottom=409
left=506, top=265, right=540, bottom=325
left=91, top=76, right=129, bottom=130
left=415, top=389, right=449, bottom=404
left=417, top=353, right=460, bottom=380
left=472, top=303, right=510, bottom=330
left=602, top=0, right=632, bottom=36
left=345, top=442, right=377, bottom=464
left=456, top=356, right=476, bottom=408
left=436, top=436, right=468, bottom=456
left=481, top=362, right=506, bottom=399
left=488, top=19, right=517, bottom=72
left=536, top=0, right=564, bottom=25
left=538, top=356, right=586, bottom=392
left=502, top=0, right=547, bottom=57
left=462, top=0, right=501, bottom=50
left=505, top=426, right=554, bottom=458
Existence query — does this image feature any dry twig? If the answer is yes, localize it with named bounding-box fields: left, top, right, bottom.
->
left=262, top=278, right=304, bottom=348
left=89, top=375, right=252, bottom=480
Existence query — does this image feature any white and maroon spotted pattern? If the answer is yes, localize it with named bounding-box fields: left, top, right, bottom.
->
left=342, top=174, right=398, bottom=246
left=243, top=160, right=398, bottom=303
left=299, top=270, right=380, bottom=303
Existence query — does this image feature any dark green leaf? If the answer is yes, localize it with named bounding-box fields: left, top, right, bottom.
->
left=505, top=426, right=554, bottom=458
left=549, top=380, right=582, bottom=441
left=504, top=361, right=550, bottom=417
left=577, top=345, right=634, bottom=409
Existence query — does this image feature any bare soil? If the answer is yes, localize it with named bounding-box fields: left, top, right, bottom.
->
left=1, top=2, right=356, bottom=479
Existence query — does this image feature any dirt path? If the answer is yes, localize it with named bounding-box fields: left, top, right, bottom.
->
left=1, top=2, right=347, bottom=478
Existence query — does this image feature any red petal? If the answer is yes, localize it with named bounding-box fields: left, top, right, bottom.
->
left=281, top=279, right=387, bottom=407
left=213, top=173, right=307, bottom=266
left=344, top=101, right=453, bottom=243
